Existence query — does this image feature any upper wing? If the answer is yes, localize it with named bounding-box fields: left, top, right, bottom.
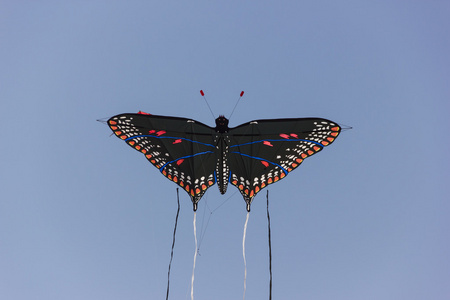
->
left=227, top=118, right=341, bottom=211
left=108, top=113, right=217, bottom=210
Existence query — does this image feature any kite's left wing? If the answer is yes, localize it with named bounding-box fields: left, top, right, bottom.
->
left=108, top=113, right=218, bottom=210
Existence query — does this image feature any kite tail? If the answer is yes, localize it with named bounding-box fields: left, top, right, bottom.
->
left=191, top=212, right=197, bottom=300
left=267, top=190, right=272, bottom=300
left=166, top=188, right=180, bottom=300
left=243, top=211, right=250, bottom=300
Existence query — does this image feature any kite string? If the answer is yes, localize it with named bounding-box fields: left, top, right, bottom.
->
left=243, top=211, right=249, bottom=300
left=191, top=212, right=197, bottom=300
left=267, top=190, right=272, bottom=300
left=197, top=190, right=239, bottom=251
left=166, top=188, right=180, bottom=300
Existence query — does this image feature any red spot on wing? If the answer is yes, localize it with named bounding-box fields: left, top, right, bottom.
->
left=261, top=161, right=269, bottom=167
left=176, top=159, right=184, bottom=165
left=173, top=139, right=182, bottom=144
left=138, top=111, right=151, bottom=115
left=156, top=130, right=166, bottom=136
left=280, top=133, right=290, bottom=139
left=290, top=133, right=298, bottom=138
left=109, top=120, right=117, bottom=125
left=263, top=141, right=273, bottom=147
left=148, top=130, right=156, bottom=134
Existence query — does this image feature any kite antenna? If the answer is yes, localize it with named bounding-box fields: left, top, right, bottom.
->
left=200, top=90, right=215, bottom=119
left=229, top=91, right=244, bottom=120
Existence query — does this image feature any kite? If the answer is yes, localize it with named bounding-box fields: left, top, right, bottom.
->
left=103, top=91, right=342, bottom=300
left=106, top=113, right=341, bottom=211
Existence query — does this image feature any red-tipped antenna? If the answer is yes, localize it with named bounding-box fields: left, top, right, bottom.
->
left=200, top=89, right=215, bottom=119
left=229, top=91, right=245, bottom=119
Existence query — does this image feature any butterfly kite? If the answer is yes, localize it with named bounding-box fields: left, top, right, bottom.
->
left=104, top=91, right=342, bottom=299
left=107, top=110, right=340, bottom=211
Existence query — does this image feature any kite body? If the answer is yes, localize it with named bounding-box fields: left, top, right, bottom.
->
left=108, top=113, right=341, bottom=211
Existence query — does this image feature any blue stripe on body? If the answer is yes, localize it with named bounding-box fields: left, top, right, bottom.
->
left=126, top=135, right=215, bottom=148
left=160, top=151, right=214, bottom=173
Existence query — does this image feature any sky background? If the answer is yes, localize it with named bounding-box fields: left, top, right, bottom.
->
left=1, top=1, right=449, bottom=299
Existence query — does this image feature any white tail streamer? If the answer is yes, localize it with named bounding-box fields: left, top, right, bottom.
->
left=242, top=212, right=249, bottom=300
left=191, top=212, right=197, bottom=300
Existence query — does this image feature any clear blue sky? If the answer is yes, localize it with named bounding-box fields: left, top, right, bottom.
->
left=1, top=1, right=449, bottom=299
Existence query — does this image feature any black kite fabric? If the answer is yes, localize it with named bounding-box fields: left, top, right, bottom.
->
left=108, top=113, right=341, bottom=211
